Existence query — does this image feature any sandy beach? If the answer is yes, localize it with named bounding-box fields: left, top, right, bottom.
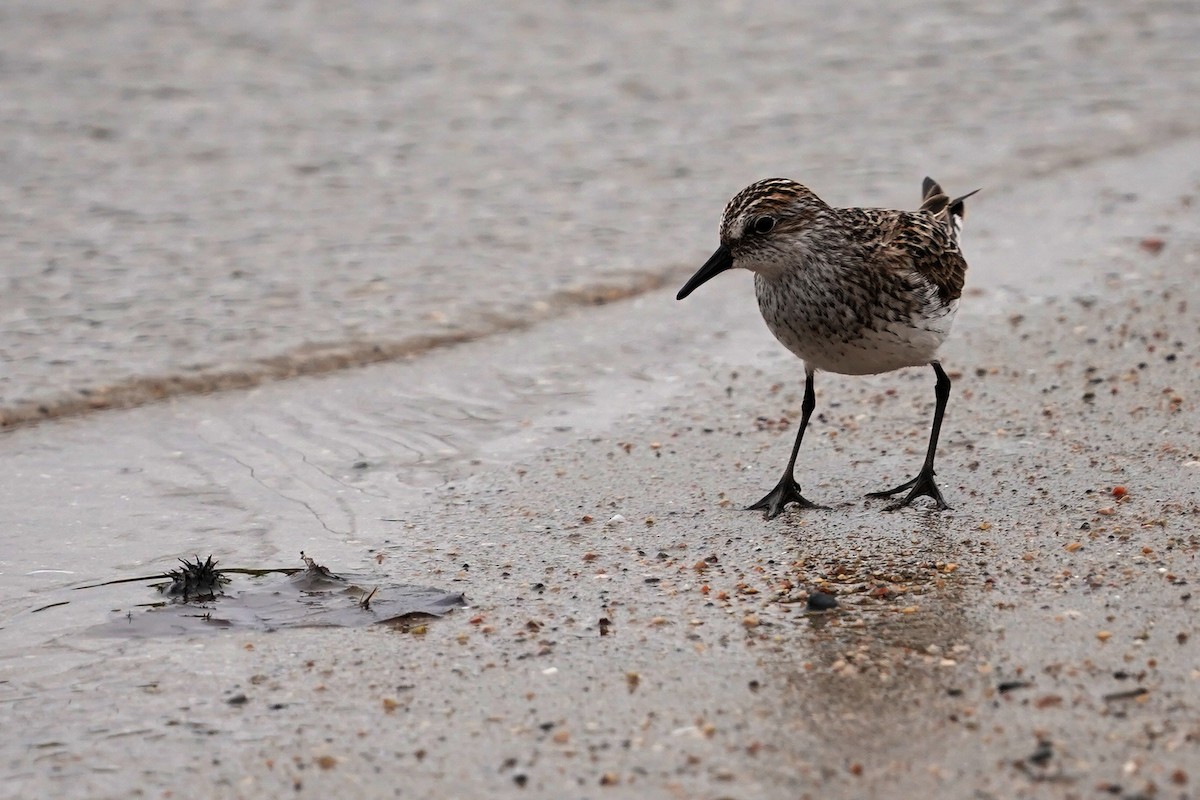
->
left=2, top=2, right=1199, bottom=798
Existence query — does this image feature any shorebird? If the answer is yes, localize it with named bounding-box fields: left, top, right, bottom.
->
left=676, top=176, right=978, bottom=519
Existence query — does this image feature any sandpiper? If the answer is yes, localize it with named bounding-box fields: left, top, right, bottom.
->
left=677, top=176, right=978, bottom=519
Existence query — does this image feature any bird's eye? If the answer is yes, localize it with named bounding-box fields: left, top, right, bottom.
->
left=752, top=216, right=776, bottom=234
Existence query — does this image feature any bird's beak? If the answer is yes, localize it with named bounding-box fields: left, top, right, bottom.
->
left=676, top=245, right=733, bottom=300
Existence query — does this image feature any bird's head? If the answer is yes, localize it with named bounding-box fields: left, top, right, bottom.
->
left=677, top=179, right=831, bottom=300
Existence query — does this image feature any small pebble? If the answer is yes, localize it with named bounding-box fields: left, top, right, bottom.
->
left=807, top=592, right=838, bottom=611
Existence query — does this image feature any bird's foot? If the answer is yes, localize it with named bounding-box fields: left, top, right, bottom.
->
left=747, top=476, right=824, bottom=520
left=866, top=469, right=950, bottom=511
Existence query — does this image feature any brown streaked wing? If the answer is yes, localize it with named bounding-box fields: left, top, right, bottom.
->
left=877, top=210, right=967, bottom=303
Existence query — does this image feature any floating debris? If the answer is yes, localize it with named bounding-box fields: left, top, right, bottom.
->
left=300, top=551, right=338, bottom=580
left=66, top=551, right=466, bottom=637
left=160, top=555, right=229, bottom=601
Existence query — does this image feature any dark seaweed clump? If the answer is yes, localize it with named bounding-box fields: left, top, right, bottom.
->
left=160, top=555, right=229, bottom=601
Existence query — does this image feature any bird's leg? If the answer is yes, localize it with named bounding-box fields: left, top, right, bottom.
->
left=867, top=361, right=951, bottom=510
left=748, top=370, right=825, bottom=519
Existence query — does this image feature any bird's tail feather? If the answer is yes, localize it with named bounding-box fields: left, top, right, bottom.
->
left=921, top=177, right=980, bottom=242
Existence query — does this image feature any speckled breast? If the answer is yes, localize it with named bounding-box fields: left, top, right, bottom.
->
left=753, top=271, right=956, bottom=376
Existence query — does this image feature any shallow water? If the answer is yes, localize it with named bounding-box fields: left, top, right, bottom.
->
left=81, top=561, right=465, bottom=638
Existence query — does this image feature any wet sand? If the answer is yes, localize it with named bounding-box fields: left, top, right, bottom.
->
left=3, top=2, right=1200, bottom=799
left=3, top=143, right=1199, bottom=797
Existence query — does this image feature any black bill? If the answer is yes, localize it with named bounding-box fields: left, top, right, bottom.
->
left=676, top=245, right=733, bottom=300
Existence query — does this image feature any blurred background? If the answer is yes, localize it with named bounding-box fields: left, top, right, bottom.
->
left=2, top=0, right=1198, bottom=423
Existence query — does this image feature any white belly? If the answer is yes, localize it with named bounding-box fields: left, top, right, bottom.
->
left=780, top=312, right=954, bottom=375
left=755, top=271, right=958, bottom=375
